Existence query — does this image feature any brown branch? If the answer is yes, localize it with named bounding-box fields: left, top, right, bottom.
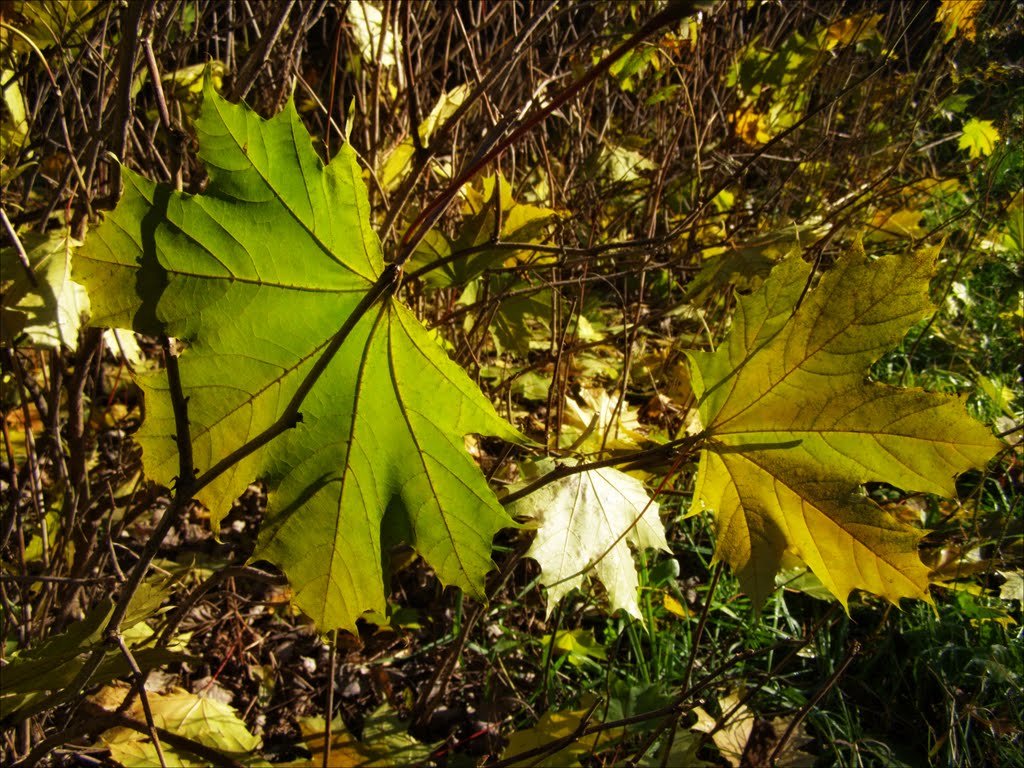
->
left=229, top=1, right=297, bottom=101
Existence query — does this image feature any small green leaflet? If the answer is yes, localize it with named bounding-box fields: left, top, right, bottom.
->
left=542, top=628, right=607, bottom=667
left=77, top=81, right=522, bottom=633
left=686, top=246, right=1001, bottom=607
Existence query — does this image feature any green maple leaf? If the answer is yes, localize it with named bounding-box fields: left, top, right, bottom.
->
left=686, top=246, right=1001, bottom=607
left=76, top=82, right=521, bottom=633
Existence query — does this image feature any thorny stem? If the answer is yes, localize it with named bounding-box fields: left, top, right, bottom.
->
left=228, top=1, right=296, bottom=101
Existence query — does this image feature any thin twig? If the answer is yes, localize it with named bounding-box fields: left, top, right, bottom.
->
left=158, top=565, right=286, bottom=645
left=0, top=206, right=38, bottom=287
left=767, top=641, right=861, bottom=766
left=112, top=633, right=168, bottom=768
left=230, top=1, right=296, bottom=101
left=682, top=562, right=724, bottom=693
left=396, top=2, right=698, bottom=264
left=411, top=540, right=530, bottom=729
left=323, top=629, right=338, bottom=768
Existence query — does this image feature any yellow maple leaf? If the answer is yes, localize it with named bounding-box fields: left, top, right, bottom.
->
left=824, top=12, right=883, bottom=48
left=686, top=246, right=1001, bottom=607
left=732, top=105, right=771, bottom=146
left=936, top=0, right=984, bottom=42
left=958, top=118, right=1001, bottom=159
left=293, top=706, right=432, bottom=767
left=96, top=684, right=261, bottom=767
left=501, top=694, right=621, bottom=767
left=561, top=388, right=647, bottom=454
left=867, top=208, right=926, bottom=240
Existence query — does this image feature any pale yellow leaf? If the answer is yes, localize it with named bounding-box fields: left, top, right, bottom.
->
left=692, top=693, right=752, bottom=767
left=346, top=1, right=400, bottom=67
left=561, top=388, right=647, bottom=454
left=97, top=684, right=260, bottom=767
left=693, top=693, right=814, bottom=767
left=511, top=466, right=669, bottom=621
left=1, top=229, right=89, bottom=351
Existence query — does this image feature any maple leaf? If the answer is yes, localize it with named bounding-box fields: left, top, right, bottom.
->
left=693, top=692, right=814, bottom=768
left=407, top=172, right=562, bottom=287
left=501, top=694, right=621, bottom=767
left=560, top=388, right=647, bottom=454
left=1, top=229, right=89, bottom=351
left=96, top=683, right=261, bottom=767
left=292, top=705, right=433, bottom=767
left=936, top=0, right=984, bottom=42
left=867, top=208, right=926, bottom=241
left=686, top=247, right=1001, bottom=606
left=76, top=81, right=522, bottom=633
left=378, top=84, right=469, bottom=192
left=542, top=628, right=607, bottom=667
left=732, top=105, right=771, bottom=146
left=509, top=464, right=669, bottom=620
left=958, top=118, right=1000, bottom=159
